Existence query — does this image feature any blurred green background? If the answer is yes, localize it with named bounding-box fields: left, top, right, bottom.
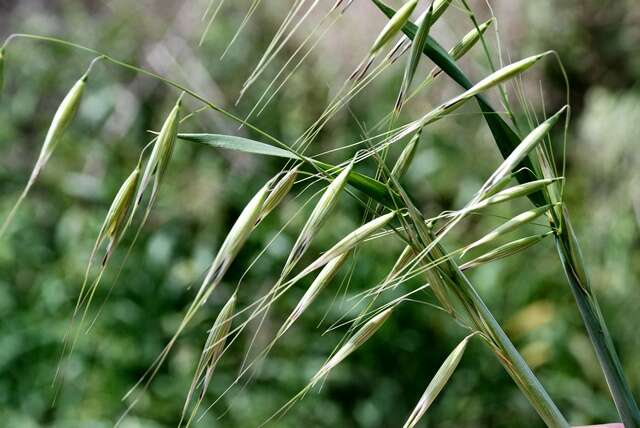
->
left=1, top=0, right=639, bottom=427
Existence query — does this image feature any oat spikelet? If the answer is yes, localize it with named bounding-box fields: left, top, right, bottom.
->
left=471, top=178, right=563, bottom=212
left=279, top=252, right=348, bottom=336
left=0, top=66, right=90, bottom=239
left=370, top=0, right=418, bottom=55
left=481, top=106, right=568, bottom=193
left=460, top=232, right=552, bottom=271
left=404, top=334, right=474, bottom=427
left=391, top=130, right=421, bottom=178
left=137, top=94, right=183, bottom=207
left=293, top=211, right=396, bottom=281
left=181, top=293, right=236, bottom=426
left=197, top=181, right=271, bottom=303
left=257, top=165, right=299, bottom=224
left=284, top=162, right=353, bottom=275
left=461, top=204, right=559, bottom=257
left=310, top=307, right=393, bottom=386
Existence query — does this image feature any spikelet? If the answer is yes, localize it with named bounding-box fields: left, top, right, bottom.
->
left=310, top=307, right=393, bottom=386
left=199, top=293, right=236, bottom=396
left=75, top=162, right=141, bottom=316
left=370, top=0, right=418, bottom=55
left=257, top=165, right=299, bottom=223
left=279, top=253, right=348, bottom=336
left=388, top=0, right=453, bottom=64
left=0, top=64, right=90, bottom=239
left=450, top=19, right=493, bottom=61
left=460, top=232, right=552, bottom=271
left=444, top=53, right=551, bottom=111
left=137, top=94, right=183, bottom=206
left=199, top=182, right=271, bottom=298
left=181, top=293, right=236, bottom=426
left=461, top=203, right=558, bottom=256
left=284, top=162, right=353, bottom=274
left=385, top=244, right=416, bottom=286
left=396, top=3, right=433, bottom=111
left=431, top=0, right=453, bottom=22
left=415, top=53, right=552, bottom=131
left=101, top=164, right=141, bottom=263
left=293, top=211, right=396, bottom=281
left=471, top=178, right=563, bottom=212
left=404, top=335, right=474, bottom=427
left=482, top=106, right=568, bottom=192
left=392, top=130, right=421, bottom=178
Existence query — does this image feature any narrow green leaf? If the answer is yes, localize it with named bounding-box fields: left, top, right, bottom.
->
left=370, top=0, right=546, bottom=207
left=178, top=133, right=297, bottom=159
left=178, top=133, right=398, bottom=208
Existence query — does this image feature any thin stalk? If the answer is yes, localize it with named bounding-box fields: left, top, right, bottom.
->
left=384, top=167, right=568, bottom=426
left=446, top=266, right=568, bottom=428
left=370, top=3, right=640, bottom=425
left=555, top=214, right=640, bottom=427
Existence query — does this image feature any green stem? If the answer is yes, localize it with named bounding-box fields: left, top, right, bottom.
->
left=448, top=267, right=569, bottom=428
left=370, top=2, right=640, bottom=425
left=556, top=214, right=640, bottom=427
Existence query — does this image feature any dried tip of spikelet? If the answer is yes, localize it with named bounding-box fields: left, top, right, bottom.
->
left=330, top=0, right=354, bottom=14
left=349, top=55, right=375, bottom=82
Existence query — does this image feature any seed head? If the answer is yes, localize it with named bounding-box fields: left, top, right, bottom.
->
left=392, top=130, right=421, bottom=178
left=100, top=165, right=141, bottom=262
left=460, top=232, right=551, bottom=271
left=258, top=165, right=299, bottom=223
left=138, top=95, right=183, bottom=203
left=284, top=162, right=353, bottom=273
left=473, top=178, right=563, bottom=211
left=294, top=211, right=396, bottom=281
left=449, top=18, right=494, bottom=61
left=34, top=74, right=87, bottom=176
left=279, top=253, right=348, bottom=336
left=462, top=203, right=558, bottom=256
left=311, top=307, right=393, bottom=385
left=404, top=335, right=473, bottom=427
left=200, top=181, right=271, bottom=294
left=483, top=106, right=568, bottom=191
left=370, top=0, right=418, bottom=55
left=200, top=293, right=236, bottom=392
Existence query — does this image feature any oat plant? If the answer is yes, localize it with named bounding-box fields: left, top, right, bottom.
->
left=1, top=0, right=638, bottom=427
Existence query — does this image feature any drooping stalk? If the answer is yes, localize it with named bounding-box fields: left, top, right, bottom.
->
left=370, top=2, right=640, bottom=425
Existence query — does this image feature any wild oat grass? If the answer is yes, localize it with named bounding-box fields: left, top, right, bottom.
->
left=1, top=1, right=638, bottom=427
